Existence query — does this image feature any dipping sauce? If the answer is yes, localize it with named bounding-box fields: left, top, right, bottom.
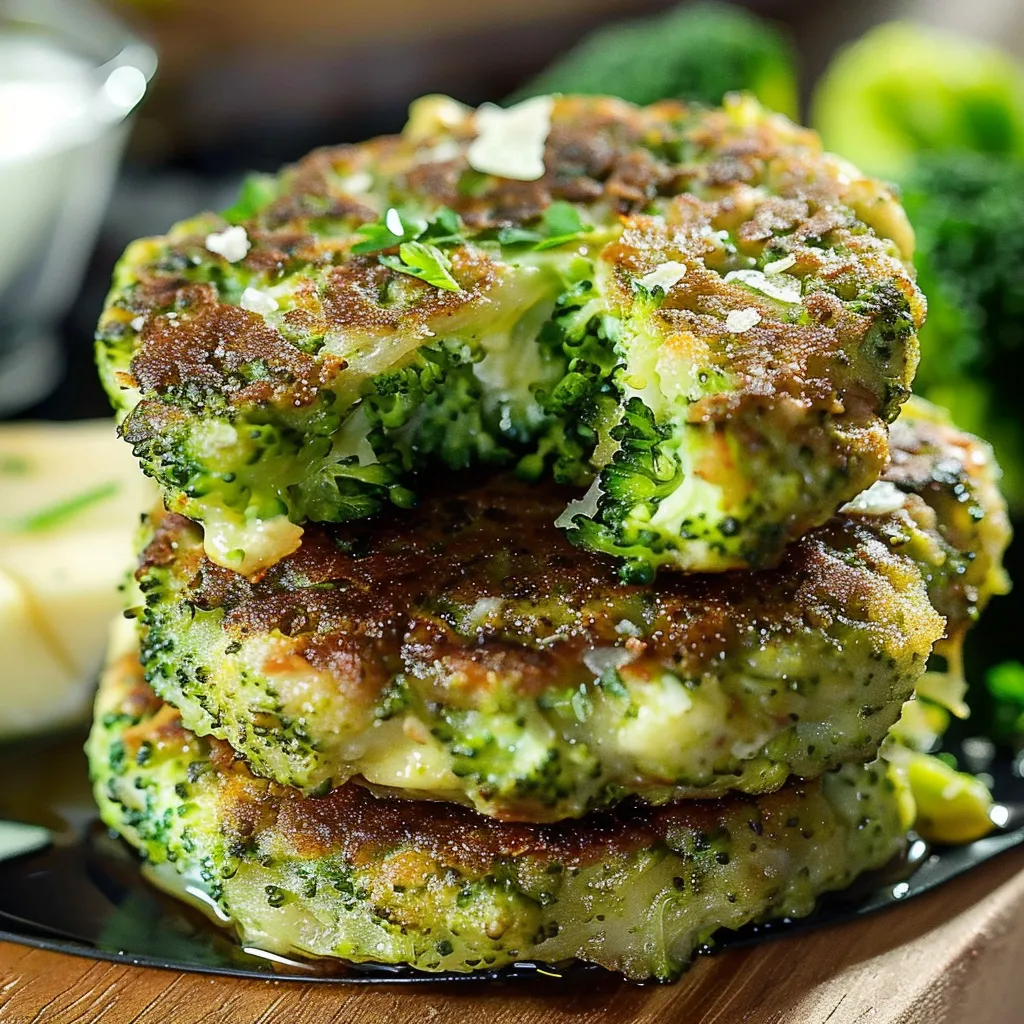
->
left=0, top=10, right=153, bottom=414
left=0, top=36, right=97, bottom=296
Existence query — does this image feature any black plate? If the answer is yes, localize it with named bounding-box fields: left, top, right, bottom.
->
left=2, top=729, right=1023, bottom=983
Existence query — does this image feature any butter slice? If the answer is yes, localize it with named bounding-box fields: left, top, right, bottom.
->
left=0, top=420, right=154, bottom=741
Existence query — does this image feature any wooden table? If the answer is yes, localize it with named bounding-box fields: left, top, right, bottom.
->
left=2, top=847, right=1023, bottom=1024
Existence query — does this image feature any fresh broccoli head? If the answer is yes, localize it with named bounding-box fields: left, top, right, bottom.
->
left=97, top=94, right=923, bottom=578
left=813, top=21, right=1024, bottom=179
left=900, top=151, right=1024, bottom=511
left=513, top=2, right=798, bottom=118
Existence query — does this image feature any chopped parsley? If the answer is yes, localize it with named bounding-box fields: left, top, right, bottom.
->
left=493, top=201, right=592, bottom=250
left=221, top=174, right=279, bottom=225
left=381, top=241, right=461, bottom=291
left=418, top=207, right=463, bottom=245
left=352, top=207, right=464, bottom=256
left=352, top=202, right=586, bottom=292
left=14, top=481, right=121, bottom=533
left=352, top=208, right=426, bottom=255
left=534, top=201, right=592, bottom=249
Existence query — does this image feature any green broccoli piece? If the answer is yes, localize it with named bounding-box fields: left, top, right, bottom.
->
left=812, top=21, right=1024, bottom=179
left=512, top=1, right=798, bottom=117
left=985, top=660, right=1024, bottom=745
left=362, top=342, right=514, bottom=472
left=900, top=151, right=1024, bottom=510
left=568, top=398, right=683, bottom=585
left=518, top=280, right=624, bottom=488
left=222, top=174, right=280, bottom=225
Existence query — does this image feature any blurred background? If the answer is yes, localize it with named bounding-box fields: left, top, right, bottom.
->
left=8, top=0, right=1022, bottom=417
left=4, top=0, right=1024, bottom=741
left=7, top=0, right=1022, bottom=416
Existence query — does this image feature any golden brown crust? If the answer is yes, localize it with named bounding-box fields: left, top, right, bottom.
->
left=140, top=468, right=933, bottom=711
left=111, top=95, right=921, bottom=418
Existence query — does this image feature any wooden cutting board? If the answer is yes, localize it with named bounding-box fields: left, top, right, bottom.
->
left=2, top=847, right=1022, bottom=1024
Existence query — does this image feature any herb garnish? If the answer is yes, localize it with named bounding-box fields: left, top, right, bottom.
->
left=222, top=174, right=279, bottom=225
left=381, top=241, right=461, bottom=291
left=352, top=208, right=427, bottom=255
left=14, top=481, right=121, bottom=533
left=492, top=201, right=591, bottom=250
left=352, top=208, right=465, bottom=291
left=353, top=207, right=465, bottom=256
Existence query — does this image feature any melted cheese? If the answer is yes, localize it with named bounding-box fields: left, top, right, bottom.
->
left=202, top=510, right=304, bottom=578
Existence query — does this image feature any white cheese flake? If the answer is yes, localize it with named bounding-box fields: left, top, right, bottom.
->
left=614, top=619, right=642, bottom=638
left=339, top=171, right=372, bottom=194
left=725, top=308, right=761, bottom=333
left=637, top=261, right=688, bottom=294
left=129, top=315, right=145, bottom=332
left=204, top=225, right=250, bottom=263
left=405, top=94, right=472, bottom=140
left=467, top=96, right=553, bottom=181
left=555, top=476, right=603, bottom=530
left=763, top=254, right=797, bottom=274
left=239, top=287, right=279, bottom=315
left=419, top=140, right=461, bottom=164
left=724, top=268, right=801, bottom=304
left=385, top=207, right=404, bottom=235
left=465, top=597, right=503, bottom=628
left=842, top=480, right=907, bottom=516
left=583, top=646, right=637, bottom=679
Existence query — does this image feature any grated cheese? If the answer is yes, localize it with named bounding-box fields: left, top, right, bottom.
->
left=555, top=476, right=603, bottom=529
left=842, top=480, right=906, bottom=516
left=724, top=268, right=801, bottom=304
left=637, top=261, right=688, bottom=294
left=725, top=308, right=761, bottom=333
left=239, top=287, right=279, bottom=315
left=763, top=254, right=797, bottom=274
left=467, top=96, right=553, bottom=182
left=339, top=171, right=372, bottom=194
left=205, top=225, right=250, bottom=263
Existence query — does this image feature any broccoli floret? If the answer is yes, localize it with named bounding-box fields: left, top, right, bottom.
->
left=519, top=280, right=624, bottom=487
left=812, top=21, right=1024, bottom=178
left=363, top=341, right=515, bottom=473
left=568, top=398, right=683, bottom=584
left=900, top=151, right=1024, bottom=510
left=513, top=1, right=798, bottom=117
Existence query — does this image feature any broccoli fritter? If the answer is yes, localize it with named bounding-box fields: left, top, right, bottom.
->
left=88, top=642, right=911, bottom=982
left=131, top=401, right=1007, bottom=822
left=97, top=93, right=923, bottom=579
left=884, top=398, right=1011, bottom=640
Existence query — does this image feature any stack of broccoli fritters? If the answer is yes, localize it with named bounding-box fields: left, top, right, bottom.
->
left=89, top=94, right=1010, bottom=981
